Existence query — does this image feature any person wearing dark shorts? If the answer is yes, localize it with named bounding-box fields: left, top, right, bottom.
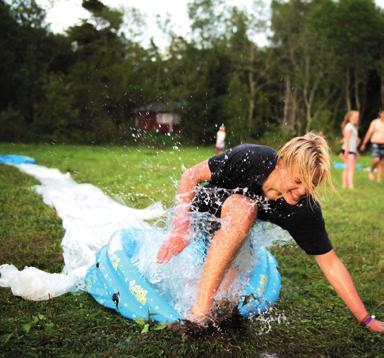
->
left=371, top=143, right=384, bottom=160
left=156, top=133, right=384, bottom=332
left=361, top=110, right=384, bottom=183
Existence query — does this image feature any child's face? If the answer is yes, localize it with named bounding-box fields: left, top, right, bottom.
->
left=280, top=166, right=308, bottom=205
left=349, top=112, right=359, bottom=125
left=265, top=160, right=309, bottom=205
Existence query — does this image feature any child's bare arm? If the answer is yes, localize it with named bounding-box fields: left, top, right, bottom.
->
left=157, top=160, right=212, bottom=263
left=361, top=121, right=375, bottom=150
left=315, top=250, right=384, bottom=332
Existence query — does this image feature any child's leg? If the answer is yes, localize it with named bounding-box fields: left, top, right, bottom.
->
left=377, top=159, right=384, bottom=183
left=341, top=152, right=348, bottom=188
left=342, top=164, right=348, bottom=188
left=369, top=157, right=380, bottom=181
left=216, top=266, right=240, bottom=297
left=189, top=194, right=257, bottom=322
left=346, top=154, right=356, bottom=189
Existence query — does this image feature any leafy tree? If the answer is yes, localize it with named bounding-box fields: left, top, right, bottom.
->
left=225, top=72, right=249, bottom=144
left=0, top=0, right=72, bottom=141
left=227, top=5, right=276, bottom=138
left=271, top=0, right=308, bottom=134
left=0, top=1, right=20, bottom=111
left=8, top=0, right=46, bottom=28
left=65, top=1, right=126, bottom=143
left=310, top=0, right=384, bottom=116
left=82, top=0, right=123, bottom=31
left=33, top=74, right=78, bottom=142
left=187, top=0, right=230, bottom=48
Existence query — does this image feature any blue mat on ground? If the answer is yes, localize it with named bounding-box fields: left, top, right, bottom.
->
left=85, top=226, right=281, bottom=323
left=333, top=162, right=363, bottom=170
left=0, top=154, right=36, bottom=165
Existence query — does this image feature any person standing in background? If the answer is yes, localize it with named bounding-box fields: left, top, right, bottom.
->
left=215, top=124, right=226, bottom=154
left=360, top=110, right=384, bottom=183
left=340, top=111, right=359, bottom=189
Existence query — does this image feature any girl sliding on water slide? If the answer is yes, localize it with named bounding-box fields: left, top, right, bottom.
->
left=157, top=133, right=384, bottom=331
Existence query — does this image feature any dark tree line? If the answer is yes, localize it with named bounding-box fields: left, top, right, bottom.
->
left=1, top=0, right=384, bottom=145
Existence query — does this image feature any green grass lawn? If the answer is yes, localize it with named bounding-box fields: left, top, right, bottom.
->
left=0, top=143, right=383, bottom=357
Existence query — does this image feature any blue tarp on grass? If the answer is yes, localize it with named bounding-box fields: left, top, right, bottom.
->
left=333, top=162, right=363, bottom=170
left=0, top=154, right=36, bottom=165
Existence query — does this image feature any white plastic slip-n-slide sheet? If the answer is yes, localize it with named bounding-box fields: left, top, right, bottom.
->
left=0, top=162, right=291, bottom=304
left=0, top=163, right=165, bottom=301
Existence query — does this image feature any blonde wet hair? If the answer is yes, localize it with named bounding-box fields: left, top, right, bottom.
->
left=278, top=132, right=333, bottom=200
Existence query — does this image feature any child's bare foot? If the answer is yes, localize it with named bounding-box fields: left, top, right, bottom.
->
left=186, top=310, right=209, bottom=326
left=369, top=171, right=375, bottom=181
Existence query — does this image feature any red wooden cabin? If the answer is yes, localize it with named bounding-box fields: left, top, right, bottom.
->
left=133, top=103, right=182, bottom=133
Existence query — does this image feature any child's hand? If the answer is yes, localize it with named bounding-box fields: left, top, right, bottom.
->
left=367, top=318, right=384, bottom=333
left=339, top=152, right=347, bottom=161
left=156, top=233, right=189, bottom=264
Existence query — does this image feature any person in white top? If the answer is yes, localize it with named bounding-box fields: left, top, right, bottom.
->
left=215, top=124, right=226, bottom=154
left=340, top=111, right=360, bottom=189
left=360, top=110, right=384, bottom=183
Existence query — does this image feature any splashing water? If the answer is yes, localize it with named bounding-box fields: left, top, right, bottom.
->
left=123, top=195, right=292, bottom=319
